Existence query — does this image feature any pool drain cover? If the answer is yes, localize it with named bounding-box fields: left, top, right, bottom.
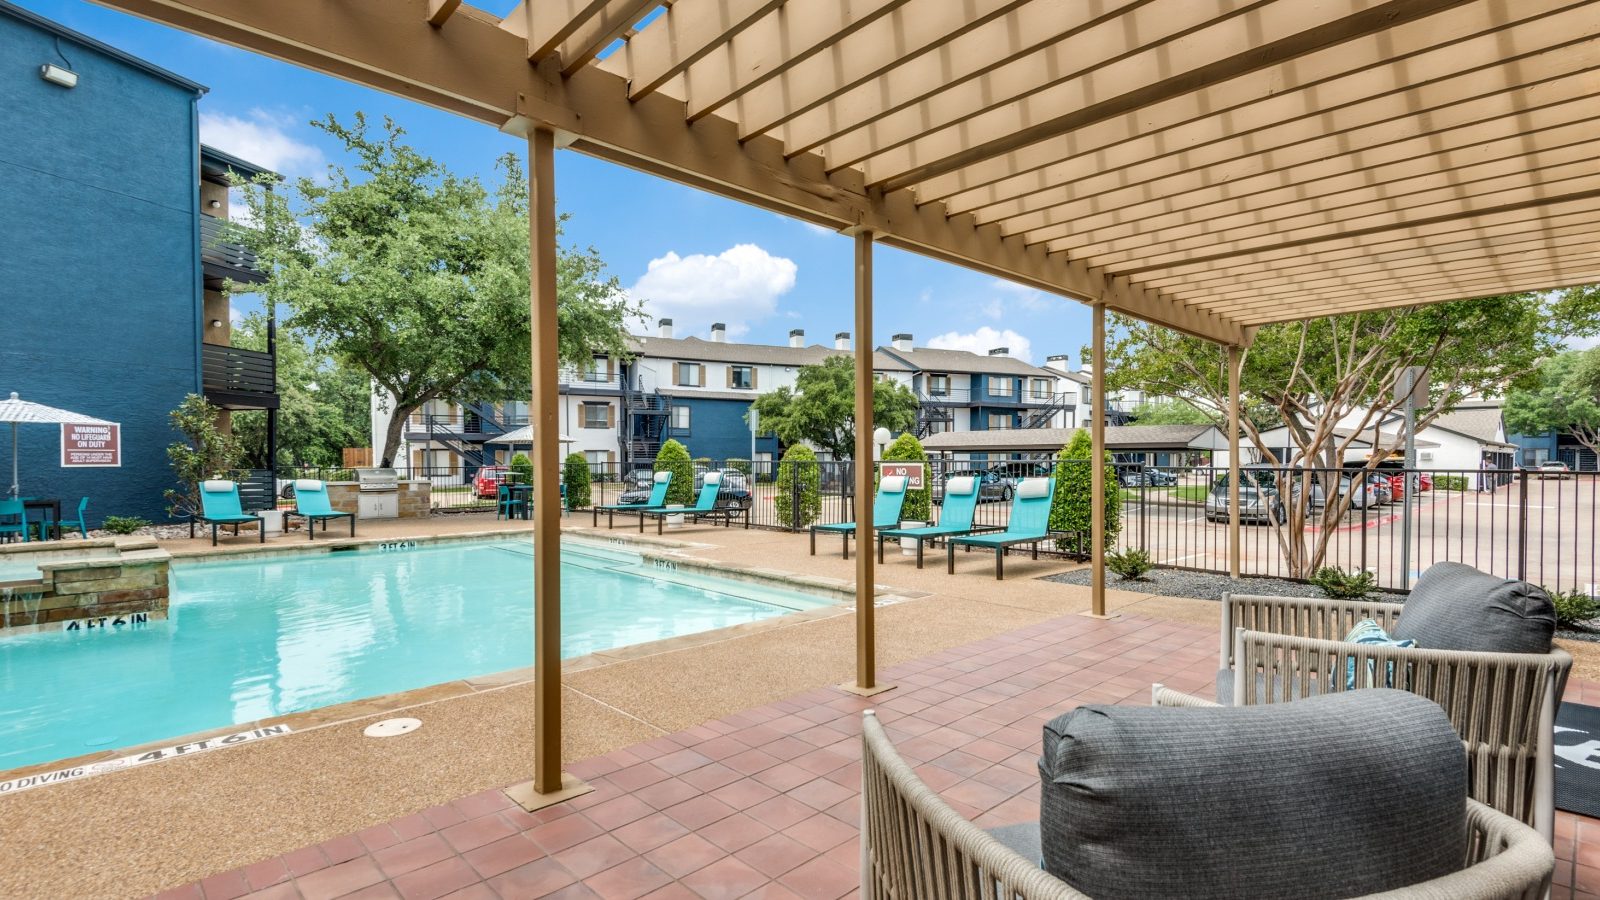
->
left=364, top=718, right=422, bottom=738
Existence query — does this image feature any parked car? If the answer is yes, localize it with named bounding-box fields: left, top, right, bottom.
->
left=932, top=469, right=1013, bottom=504
left=1118, top=467, right=1179, bottom=487
left=1363, top=473, right=1395, bottom=505
left=1537, top=460, right=1573, bottom=480
left=1336, top=474, right=1386, bottom=510
left=474, top=465, right=512, bottom=499
left=622, top=467, right=654, bottom=490
left=1204, top=468, right=1286, bottom=524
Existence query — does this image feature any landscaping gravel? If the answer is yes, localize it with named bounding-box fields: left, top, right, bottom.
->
left=1046, top=567, right=1338, bottom=601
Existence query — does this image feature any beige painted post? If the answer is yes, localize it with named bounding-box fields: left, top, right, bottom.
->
left=845, top=229, right=891, bottom=697
left=510, top=127, right=590, bottom=810
left=1090, top=302, right=1107, bottom=617
left=1227, top=345, right=1243, bottom=579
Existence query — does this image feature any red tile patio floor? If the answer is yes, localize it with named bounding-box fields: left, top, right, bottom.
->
left=152, top=613, right=1600, bottom=900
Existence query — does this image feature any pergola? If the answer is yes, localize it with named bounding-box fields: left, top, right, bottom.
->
left=92, top=0, right=1600, bottom=803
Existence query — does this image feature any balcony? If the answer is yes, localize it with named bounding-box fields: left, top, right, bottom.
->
left=200, top=213, right=268, bottom=286
left=558, top=369, right=626, bottom=395
left=201, top=342, right=277, bottom=410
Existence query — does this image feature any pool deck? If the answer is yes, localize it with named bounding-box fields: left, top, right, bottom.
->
left=1, top=512, right=1595, bottom=898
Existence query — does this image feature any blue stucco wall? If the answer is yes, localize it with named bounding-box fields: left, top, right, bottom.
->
left=0, top=13, right=201, bottom=523
left=665, top=397, right=776, bottom=461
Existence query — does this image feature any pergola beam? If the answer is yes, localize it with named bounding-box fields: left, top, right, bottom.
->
left=598, top=0, right=785, bottom=100
left=1203, top=252, right=1600, bottom=309
left=426, top=0, right=462, bottom=27
left=557, top=0, right=662, bottom=75
left=1211, top=260, right=1600, bottom=314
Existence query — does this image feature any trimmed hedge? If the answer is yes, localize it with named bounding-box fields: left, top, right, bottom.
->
left=776, top=444, right=822, bottom=528
left=562, top=452, right=592, bottom=509
left=881, top=433, right=931, bottom=522
left=654, top=439, right=695, bottom=506
left=1050, top=429, right=1121, bottom=556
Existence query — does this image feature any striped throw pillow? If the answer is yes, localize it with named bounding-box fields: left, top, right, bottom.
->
left=1343, top=619, right=1416, bottom=690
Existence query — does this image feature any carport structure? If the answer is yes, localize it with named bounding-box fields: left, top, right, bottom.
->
left=91, top=0, right=1600, bottom=801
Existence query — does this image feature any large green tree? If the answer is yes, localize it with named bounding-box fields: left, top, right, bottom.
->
left=231, top=314, right=369, bottom=469
left=232, top=113, right=639, bottom=466
left=748, top=356, right=918, bottom=458
left=1505, top=348, right=1600, bottom=456
left=1102, top=292, right=1600, bottom=576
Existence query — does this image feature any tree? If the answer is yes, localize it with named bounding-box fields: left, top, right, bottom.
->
left=231, top=314, right=369, bottom=469
left=748, top=357, right=918, bottom=458
left=881, top=433, right=931, bottom=522
left=775, top=444, right=822, bottom=528
left=164, top=394, right=242, bottom=518
left=1102, top=294, right=1600, bottom=576
left=1050, top=429, right=1120, bottom=557
left=233, top=113, right=639, bottom=466
left=562, top=452, right=592, bottom=509
left=1505, top=349, right=1600, bottom=457
left=1129, top=399, right=1219, bottom=426
left=508, top=452, right=533, bottom=485
left=653, top=439, right=694, bottom=506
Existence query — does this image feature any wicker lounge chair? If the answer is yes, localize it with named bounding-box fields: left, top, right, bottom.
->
left=636, top=472, right=748, bottom=533
left=810, top=475, right=906, bottom=559
left=593, top=471, right=671, bottom=528
left=1214, top=565, right=1571, bottom=841
left=861, top=698, right=1553, bottom=899
left=944, top=476, right=1054, bottom=579
left=875, top=474, right=1001, bottom=568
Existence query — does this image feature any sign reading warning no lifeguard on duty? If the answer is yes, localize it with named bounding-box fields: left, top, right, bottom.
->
left=60, top=422, right=121, bottom=467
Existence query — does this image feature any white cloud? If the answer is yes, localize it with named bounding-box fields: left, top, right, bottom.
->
left=800, top=221, right=833, bottom=236
left=927, top=326, right=1034, bottom=363
left=199, top=109, right=325, bottom=178
left=629, top=244, right=797, bottom=337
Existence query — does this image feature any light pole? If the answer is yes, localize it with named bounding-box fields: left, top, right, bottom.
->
left=873, top=426, right=891, bottom=461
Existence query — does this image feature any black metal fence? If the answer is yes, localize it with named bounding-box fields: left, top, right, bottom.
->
left=258, top=458, right=1597, bottom=594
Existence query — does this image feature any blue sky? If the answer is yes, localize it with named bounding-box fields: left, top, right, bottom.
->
left=17, top=0, right=1092, bottom=366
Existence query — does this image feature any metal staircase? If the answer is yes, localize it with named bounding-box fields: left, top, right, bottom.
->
left=623, top=390, right=669, bottom=464
left=1019, top=392, right=1071, bottom=429
left=914, top=394, right=956, bottom=438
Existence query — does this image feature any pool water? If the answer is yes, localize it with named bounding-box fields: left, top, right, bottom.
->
left=0, top=539, right=830, bottom=770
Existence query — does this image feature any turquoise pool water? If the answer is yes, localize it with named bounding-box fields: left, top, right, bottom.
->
left=0, top=539, right=830, bottom=770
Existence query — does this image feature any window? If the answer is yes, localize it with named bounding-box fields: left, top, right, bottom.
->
left=581, top=403, right=610, bottom=429
left=730, top=365, right=754, bottom=389
left=1030, top=378, right=1053, bottom=399
left=677, top=362, right=702, bottom=386
left=1081, top=387, right=1092, bottom=405
left=987, top=413, right=1013, bottom=430
left=584, top=356, right=608, bottom=382
left=584, top=450, right=608, bottom=468
left=671, top=406, right=691, bottom=431
left=926, top=419, right=950, bottom=435
left=502, top=401, right=529, bottom=425
left=928, top=374, right=950, bottom=396
left=988, top=377, right=1015, bottom=396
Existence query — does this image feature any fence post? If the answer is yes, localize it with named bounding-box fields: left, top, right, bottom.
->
left=1517, top=468, right=1529, bottom=582
left=789, top=466, right=803, bottom=533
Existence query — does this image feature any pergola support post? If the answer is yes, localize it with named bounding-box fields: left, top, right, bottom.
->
left=508, top=126, right=591, bottom=811
left=1227, top=344, right=1243, bottom=580
left=1081, top=301, right=1113, bottom=619
left=842, top=229, right=893, bottom=697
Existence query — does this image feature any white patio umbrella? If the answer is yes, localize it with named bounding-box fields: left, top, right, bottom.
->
left=486, top=426, right=574, bottom=445
left=1, top=392, right=116, bottom=498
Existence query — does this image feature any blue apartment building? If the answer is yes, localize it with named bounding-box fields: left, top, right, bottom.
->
left=1, top=3, right=277, bottom=523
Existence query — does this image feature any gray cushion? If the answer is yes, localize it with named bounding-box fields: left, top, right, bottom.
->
left=984, top=822, right=1042, bottom=867
left=1213, top=668, right=1325, bottom=706
left=1392, top=562, right=1555, bottom=655
left=1039, top=689, right=1466, bottom=899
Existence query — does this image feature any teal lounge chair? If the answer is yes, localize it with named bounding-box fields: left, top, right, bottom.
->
left=876, top=475, right=1002, bottom=569
left=594, top=471, right=672, bottom=528
left=284, top=479, right=355, bottom=539
left=0, top=498, right=27, bottom=544
left=946, top=476, right=1056, bottom=580
left=637, top=472, right=748, bottom=534
left=191, top=479, right=265, bottom=546
left=810, top=475, right=908, bottom=559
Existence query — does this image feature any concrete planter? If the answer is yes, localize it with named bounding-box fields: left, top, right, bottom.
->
left=665, top=505, right=685, bottom=527
left=899, top=521, right=926, bottom=555
left=259, top=509, right=285, bottom=535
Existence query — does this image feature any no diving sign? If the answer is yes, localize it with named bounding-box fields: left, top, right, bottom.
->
left=0, top=724, right=290, bottom=796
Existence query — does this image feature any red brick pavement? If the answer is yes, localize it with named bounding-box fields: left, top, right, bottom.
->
left=152, top=613, right=1600, bottom=899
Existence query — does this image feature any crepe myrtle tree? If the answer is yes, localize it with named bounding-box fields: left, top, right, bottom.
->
left=748, top=356, right=917, bottom=459
left=1505, top=348, right=1600, bottom=460
left=231, top=113, right=639, bottom=467
left=1100, top=288, right=1600, bottom=577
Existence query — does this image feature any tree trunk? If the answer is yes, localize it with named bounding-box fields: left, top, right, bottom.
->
left=379, top=401, right=422, bottom=469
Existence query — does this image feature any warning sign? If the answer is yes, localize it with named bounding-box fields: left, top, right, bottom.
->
left=60, top=423, right=120, bottom=467
left=880, top=462, right=925, bottom=489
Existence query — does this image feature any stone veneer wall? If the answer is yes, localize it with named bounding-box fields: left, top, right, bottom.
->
left=0, top=538, right=172, bottom=633
left=324, top=480, right=432, bottom=519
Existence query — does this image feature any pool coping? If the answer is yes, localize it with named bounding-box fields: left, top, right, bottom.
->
left=0, top=527, right=929, bottom=786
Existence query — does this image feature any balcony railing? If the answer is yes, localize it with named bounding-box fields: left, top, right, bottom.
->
left=921, top=388, right=1074, bottom=406
left=559, top=369, right=625, bottom=390
left=200, top=214, right=268, bottom=285
left=202, top=343, right=276, bottom=407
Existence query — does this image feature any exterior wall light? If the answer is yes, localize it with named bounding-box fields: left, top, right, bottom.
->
left=39, top=64, right=78, bottom=88
left=210, top=320, right=223, bottom=328
left=208, top=199, right=222, bottom=209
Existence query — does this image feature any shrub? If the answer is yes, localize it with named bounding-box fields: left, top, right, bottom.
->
left=775, top=444, right=822, bottom=528
left=508, top=453, right=533, bottom=485
left=1106, top=548, right=1155, bottom=581
left=164, top=394, right=242, bottom=519
left=102, top=516, right=151, bottom=535
left=693, top=456, right=713, bottom=469
left=1311, top=566, right=1377, bottom=600
left=1548, top=588, right=1600, bottom=629
left=725, top=458, right=753, bottom=475
left=881, top=433, right=931, bottom=522
left=654, top=439, right=695, bottom=505
left=1050, top=429, right=1121, bottom=557
left=1434, top=475, right=1468, bottom=491
left=562, top=453, right=592, bottom=510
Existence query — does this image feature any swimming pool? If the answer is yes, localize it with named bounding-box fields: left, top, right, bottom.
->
left=0, top=538, right=831, bottom=771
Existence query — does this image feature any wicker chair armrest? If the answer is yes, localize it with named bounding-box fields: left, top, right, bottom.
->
left=1151, top=684, right=1222, bottom=708
left=1357, top=800, right=1551, bottom=899
left=1220, top=592, right=1407, bottom=667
